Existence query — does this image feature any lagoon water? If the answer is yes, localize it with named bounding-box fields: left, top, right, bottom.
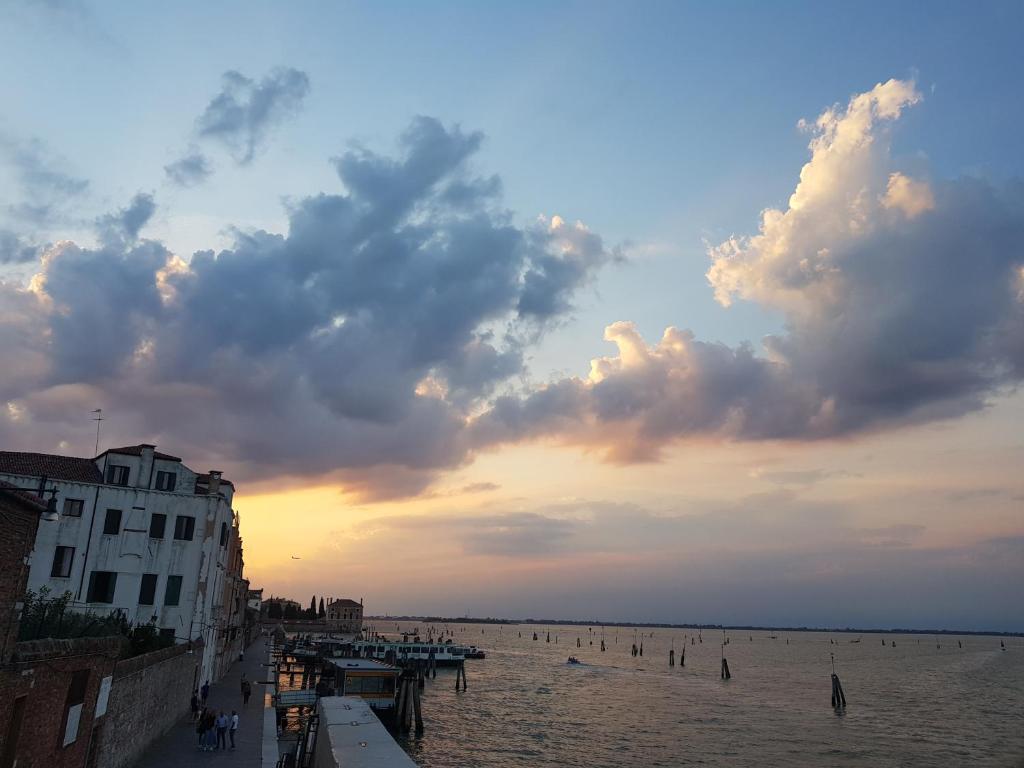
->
left=387, top=621, right=1024, bottom=767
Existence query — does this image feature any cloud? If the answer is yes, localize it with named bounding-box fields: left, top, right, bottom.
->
left=0, top=117, right=611, bottom=494
left=94, top=192, right=155, bottom=246
left=749, top=467, right=860, bottom=486
left=0, top=229, right=40, bottom=263
left=164, top=150, right=213, bottom=187
left=196, top=68, right=310, bottom=164
left=1, top=136, right=88, bottom=226
left=472, top=79, right=1024, bottom=461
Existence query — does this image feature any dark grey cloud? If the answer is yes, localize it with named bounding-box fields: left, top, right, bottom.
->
left=0, top=117, right=611, bottom=495
left=471, top=82, right=1024, bottom=462
left=196, top=68, right=310, bottom=164
left=94, top=192, right=155, bottom=245
left=0, top=229, right=40, bottom=263
left=1, top=136, right=88, bottom=226
left=164, top=150, right=213, bottom=187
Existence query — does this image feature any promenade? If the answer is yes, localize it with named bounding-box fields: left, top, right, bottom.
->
left=132, top=638, right=270, bottom=768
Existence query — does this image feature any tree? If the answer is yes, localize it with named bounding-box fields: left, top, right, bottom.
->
left=318, top=597, right=325, bottom=618
left=284, top=603, right=299, bottom=620
left=268, top=601, right=282, bottom=620
left=309, top=596, right=317, bottom=619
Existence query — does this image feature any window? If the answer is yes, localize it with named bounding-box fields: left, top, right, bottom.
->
left=106, top=465, right=129, bottom=486
left=61, top=670, right=89, bottom=747
left=173, top=516, right=195, bottom=541
left=219, top=522, right=228, bottom=547
left=138, top=574, right=157, bottom=605
left=154, top=471, right=176, bottom=492
left=50, top=546, right=75, bottom=578
left=86, top=571, right=117, bottom=603
left=102, top=509, right=121, bottom=535
left=149, top=513, right=167, bottom=539
left=164, top=575, right=182, bottom=606
left=62, top=498, right=84, bottom=517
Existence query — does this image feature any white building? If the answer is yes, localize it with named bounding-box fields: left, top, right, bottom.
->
left=0, top=444, right=240, bottom=685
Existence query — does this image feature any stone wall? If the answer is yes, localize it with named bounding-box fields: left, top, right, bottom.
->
left=92, top=641, right=204, bottom=768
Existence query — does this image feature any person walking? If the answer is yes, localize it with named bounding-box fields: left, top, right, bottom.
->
left=203, top=709, right=217, bottom=751
left=190, top=689, right=199, bottom=722
left=195, top=707, right=207, bottom=750
left=242, top=679, right=252, bottom=707
left=201, top=680, right=210, bottom=706
left=229, top=710, right=239, bottom=749
left=215, top=710, right=229, bottom=750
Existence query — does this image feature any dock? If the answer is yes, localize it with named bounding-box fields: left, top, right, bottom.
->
left=313, top=697, right=417, bottom=768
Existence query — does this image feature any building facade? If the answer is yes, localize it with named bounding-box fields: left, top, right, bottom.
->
left=0, top=444, right=242, bottom=685
left=325, top=598, right=364, bottom=633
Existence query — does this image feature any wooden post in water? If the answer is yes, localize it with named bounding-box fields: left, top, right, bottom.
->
left=830, top=653, right=847, bottom=709
left=669, top=644, right=675, bottom=668
left=454, top=660, right=467, bottom=691
left=681, top=646, right=685, bottom=667
left=412, top=678, right=424, bottom=734
left=721, top=629, right=731, bottom=679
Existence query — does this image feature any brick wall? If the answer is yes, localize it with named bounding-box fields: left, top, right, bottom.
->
left=0, top=489, right=41, bottom=663
left=92, top=641, right=204, bottom=768
left=0, top=636, right=122, bottom=768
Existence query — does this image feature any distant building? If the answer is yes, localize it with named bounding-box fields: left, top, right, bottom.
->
left=247, top=587, right=263, bottom=612
left=0, top=444, right=243, bottom=685
left=326, top=597, right=363, bottom=633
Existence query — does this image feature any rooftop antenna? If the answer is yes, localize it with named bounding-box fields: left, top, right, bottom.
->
left=91, top=409, right=104, bottom=456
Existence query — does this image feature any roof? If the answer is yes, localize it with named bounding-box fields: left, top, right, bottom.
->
left=318, top=697, right=417, bottom=767
left=195, top=472, right=235, bottom=489
left=329, top=599, right=362, bottom=608
left=0, top=452, right=103, bottom=484
left=327, top=658, right=400, bottom=672
left=0, top=479, right=48, bottom=511
left=100, top=444, right=182, bottom=462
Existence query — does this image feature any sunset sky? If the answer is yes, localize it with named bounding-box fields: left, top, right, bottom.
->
left=2, top=1, right=1022, bottom=630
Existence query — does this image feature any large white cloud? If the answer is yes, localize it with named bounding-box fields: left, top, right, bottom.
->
left=473, top=79, right=1024, bottom=460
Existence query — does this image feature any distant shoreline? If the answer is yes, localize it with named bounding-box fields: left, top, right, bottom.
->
left=365, top=615, right=1022, bottom=637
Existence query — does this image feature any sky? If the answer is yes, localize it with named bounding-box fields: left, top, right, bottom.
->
left=1, top=0, right=1023, bottom=630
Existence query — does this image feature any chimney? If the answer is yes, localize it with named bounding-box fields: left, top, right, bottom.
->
left=208, top=470, right=222, bottom=496
left=139, top=445, right=156, bottom=489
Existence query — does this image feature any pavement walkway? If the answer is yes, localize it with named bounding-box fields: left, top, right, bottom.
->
left=131, top=638, right=270, bottom=768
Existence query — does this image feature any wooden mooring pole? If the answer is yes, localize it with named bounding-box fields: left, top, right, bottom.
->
left=830, top=653, right=847, bottom=709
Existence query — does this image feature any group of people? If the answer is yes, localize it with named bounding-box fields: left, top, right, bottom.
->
left=190, top=679, right=241, bottom=752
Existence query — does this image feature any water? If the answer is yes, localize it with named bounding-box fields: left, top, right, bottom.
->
left=381, top=622, right=1024, bottom=767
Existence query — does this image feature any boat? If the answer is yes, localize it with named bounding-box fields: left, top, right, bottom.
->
left=567, top=656, right=581, bottom=665
left=463, top=645, right=486, bottom=659
left=351, top=639, right=466, bottom=666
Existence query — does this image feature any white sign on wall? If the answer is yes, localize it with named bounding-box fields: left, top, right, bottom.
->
left=95, top=676, right=113, bottom=718
left=63, top=703, right=83, bottom=746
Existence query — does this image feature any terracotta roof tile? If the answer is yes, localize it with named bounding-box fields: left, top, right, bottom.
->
left=0, top=479, right=48, bottom=510
left=101, top=444, right=182, bottom=462
left=0, top=452, right=103, bottom=484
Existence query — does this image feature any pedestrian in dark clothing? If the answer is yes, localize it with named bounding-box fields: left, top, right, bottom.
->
left=216, top=711, right=229, bottom=750
left=203, top=710, right=217, bottom=751
left=195, top=709, right=206, bottom=749
left=200, top=680, right=210, bottom=705
left=190, top=690, right=199, bottom=721
left=229, top=710, right=239, bottom=749
left=242, top=679, right=252, bottom=707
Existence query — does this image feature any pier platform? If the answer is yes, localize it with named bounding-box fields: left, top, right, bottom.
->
left=312, top=696, right=416, bottom=768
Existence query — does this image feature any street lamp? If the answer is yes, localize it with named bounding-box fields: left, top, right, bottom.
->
left=0, top=474, right=61, bottom=522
